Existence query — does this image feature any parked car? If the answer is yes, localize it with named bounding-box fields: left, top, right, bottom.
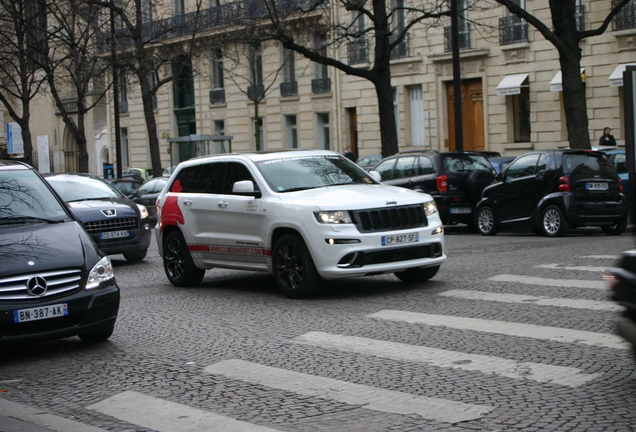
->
left=357, top=154, right=382, bottom=171
left=488, top=156, right=516, bottom=174
left=605, top=148, right=629, bottom=203
left=156, top=149, right=446, bottom=299
left=131, top=176, right=169, bottom=226
left=106, top=176, right=144, bottom=198
left=44, top=173, right=152, bottom=262
left=371, top=151, right=496, bottom=228
left=0, top=161, right=120, bottom=345
left=123, top=167, right=153, bottom=180
left=162, top=166, right=177, bottom=177
left=475, top=149, right=628, bottom=237
left=475, top=151, right=502, bottom=159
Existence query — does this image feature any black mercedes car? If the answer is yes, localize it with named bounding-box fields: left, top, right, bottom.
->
left=0, top=161, right=120, bottom=345
left=44, top=173, right=151, bottom=262
left=475, top=149, right=628, bottom=236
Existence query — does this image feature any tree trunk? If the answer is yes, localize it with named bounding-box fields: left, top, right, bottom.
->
left=254, top=100, right=261, bottom=150
left=138, top=63, right=163, bottom=176
left=372, top=71, right=398, bottom=158
left=76, top=111, right=89, bottom=173
left=17, top=98, right=33, bottom=167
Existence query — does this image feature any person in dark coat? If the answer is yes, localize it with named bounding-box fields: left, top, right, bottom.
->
left=599, top=127, right=617, bottom=146
left=344, top=146, right=357, bottom=162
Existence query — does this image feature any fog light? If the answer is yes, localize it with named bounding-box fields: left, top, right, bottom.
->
left=325, top=238, right=361, bottom=245
left=432, top=227, right=443, bottom=235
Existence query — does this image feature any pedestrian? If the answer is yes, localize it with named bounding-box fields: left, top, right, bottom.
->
left=344, top=146, right=357, bottom=163
left=599, top=127, right=617, bottom=146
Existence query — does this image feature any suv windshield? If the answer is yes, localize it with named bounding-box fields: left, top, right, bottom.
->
left=0, top=171, right=70, bottom=222
left=562, top=153, right=614, bottom=176
left=442, top=154, right=495, bottom=174
left=256, top=155, right=376, bottom=192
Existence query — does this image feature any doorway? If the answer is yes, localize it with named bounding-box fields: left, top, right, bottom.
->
left=446, top=79, right=485, bottom=152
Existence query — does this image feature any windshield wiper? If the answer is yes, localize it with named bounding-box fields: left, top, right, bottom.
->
left=0, top=216, right=63, bottom=225
left=282, top=186, right=317, bottom=192
left=66, top=197, right=117, bottom=203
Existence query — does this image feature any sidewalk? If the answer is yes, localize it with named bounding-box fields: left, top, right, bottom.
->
left=0, top=397, right=109, bottom=432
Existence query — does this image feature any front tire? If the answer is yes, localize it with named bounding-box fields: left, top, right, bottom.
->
left=602, top=218, right=628, bottom=235
left=123, top=248, right=148, bottom=262
left=163, top=231, right=205, bottom=287
left=79, top=323, right=115, bottom=343
left=273, top=234, right=323, bottom=299
left=540, top=205, right=568, bottom=237
left=476, top=206, right=498, bottom=236
left=394, top=265, right=440, bottom=283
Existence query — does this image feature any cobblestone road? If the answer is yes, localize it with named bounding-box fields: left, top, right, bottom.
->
left=1, top=227, right=635, bottom=432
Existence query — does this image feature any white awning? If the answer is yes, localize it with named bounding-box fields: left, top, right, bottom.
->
left=550, top=68, right=585, bottom=92
left=496, top=74, right=529, bottom=96
left=609, top=63, right=636, bottom=87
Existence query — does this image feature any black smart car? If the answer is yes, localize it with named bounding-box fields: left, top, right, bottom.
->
left=0, top=161, right=120, bottom=345
left=372, top=151, right=496, bottom=227
left=44, top=173, right=152, bottom=262
left=475, top=149, right=628, bottom=236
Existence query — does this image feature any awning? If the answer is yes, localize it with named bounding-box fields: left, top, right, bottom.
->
left=550, top=68, right=585, bottom=92
left=496, top=74, right=529, bottom=96
left=609, top=63, right=636, bottom=87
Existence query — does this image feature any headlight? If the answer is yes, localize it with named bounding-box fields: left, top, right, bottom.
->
left=137, top=204, right=149, bottom=219
left=423, top=200, right=438, bottom=216
left=315, top=210, right=353, bottom=224
left=86, top=256, right=115, bottom=289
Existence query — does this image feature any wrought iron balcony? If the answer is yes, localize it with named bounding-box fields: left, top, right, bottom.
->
left=499, top=15, right=528, bottom=45
left=348, top=39, right=369, bottom=64
left=209, top=89, right=225, bottom=104
left=444, top=24, right=471, bottom=52
left=247, top=84, right=265, bottom=100
left=613, top=0, right=636, bottom=31
left=280, top=81, right=298, bottom=97
left=55, top=99, right=79, bottom=115
left=390, top=33, right=409, bottom=60
left=311, top=78, right=331, bottom=94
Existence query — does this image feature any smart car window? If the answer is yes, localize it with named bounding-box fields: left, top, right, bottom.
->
left=223, top=162, right=256, bottom=194
left=537, top=154, right=547, bottom=173
left=505, top=154, right=539, bottom=180
left=563, top=154, right=612, bottom=175
left=0, top=171, right=69, bottom=221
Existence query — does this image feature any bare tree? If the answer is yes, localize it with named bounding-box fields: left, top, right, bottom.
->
left=0, top=0, right=49, bottom=166
left=493, top=0, right=633, bottom=149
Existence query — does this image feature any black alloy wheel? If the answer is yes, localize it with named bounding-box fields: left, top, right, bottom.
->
left=273, top=234, right=323, bottom=299
left=163, top=231, right=205, bottom=287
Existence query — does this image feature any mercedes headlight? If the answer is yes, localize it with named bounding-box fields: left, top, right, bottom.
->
left=86, top=256, right=115, bottom=289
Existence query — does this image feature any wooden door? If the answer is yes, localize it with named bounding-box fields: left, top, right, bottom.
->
left=446, top=79, right=485, bottom=152
left=347, top=108, right=358, bottom=154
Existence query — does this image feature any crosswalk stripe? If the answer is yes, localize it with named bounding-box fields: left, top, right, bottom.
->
left=536, top=263, right=609, bottom=272
left=439, top=289, right=621, bottom=312
left=204, top=359, right=494, bottom=424
left=367, top=310, right=628, bottom=350
left=579, top=255, right=618, bottom=259
left=87, top=391, right=282, bottom=432
left=488, top=274, right=605, bottom=289
left=293, top=332, right=600, bottom=387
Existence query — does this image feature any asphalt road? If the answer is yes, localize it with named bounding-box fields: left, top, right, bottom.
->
left=1, top=226, right=636, bottom=432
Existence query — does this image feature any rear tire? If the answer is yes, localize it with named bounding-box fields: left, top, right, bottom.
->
left=273, top=234, right=323, bottom=299
left=602, top=218, right=628, bottom=235
left=540, top=205, right=568, bottom=237
left=123, top=248, right=147, bottom=262
left=163, top=231, right=205, bottom=287
left=476, top=206, right=498, bottom=236
left=394, top=265, right=440, bottom=283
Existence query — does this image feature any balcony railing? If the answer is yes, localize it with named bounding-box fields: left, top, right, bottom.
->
left=280, top=81, right=298, bottom=97
left=311, top=78, right=331, bottom=94
left=97, top=0, right=328, bottom=51
left=348, top=39, right=368, bottom=64
left=499, top=15, right=528, bottom=45
left=247, top=84, right=265, bottom=100
left=209, top=89, right=225, bottom=104
left=575, top=4, right=585, bottom=32
left=613, top=0, right=636, bottom=31
left=55, top=99, right=79, bottom=115
left=444, top=24, right=471, bottom=52
left=390, top=32, right=409, bottom=60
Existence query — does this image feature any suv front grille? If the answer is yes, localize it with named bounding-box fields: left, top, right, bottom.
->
left=84, top=218, right=137, bottom=234
left=352, top=205, right=427, bottom=233
left=0, top=269, right=82, bottom=300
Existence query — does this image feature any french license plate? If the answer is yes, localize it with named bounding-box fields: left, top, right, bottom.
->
left=100, top=230, right=130, bottom=240
left=382, top=232, right=419, bottom=246
left=585, top=182, right=608, bottom=191
left=14, top=303, right=68, bottom=323
left=450, top=207, right=472, bottom=214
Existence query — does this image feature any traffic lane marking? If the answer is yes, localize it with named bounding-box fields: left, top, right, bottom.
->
left=488, top=274, right=605, bottom=289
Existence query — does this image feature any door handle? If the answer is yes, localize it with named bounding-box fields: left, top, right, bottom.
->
left=218, top=201, right=228, bottom=208
left=183, top=199, right=193, bottom=206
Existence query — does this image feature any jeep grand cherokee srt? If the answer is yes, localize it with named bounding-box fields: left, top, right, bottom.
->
left=155, top=149, right=446, bottom=298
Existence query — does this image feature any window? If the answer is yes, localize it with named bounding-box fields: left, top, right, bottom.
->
left=209, top=0, right=220, bottom=6
left=314, top=34, right=329, bottom=79
left=214, top=120, right=225, bottom=136
left=223, top=162, right=255, bottom=194
left=282, top=46, right=295, bottom=83
left=513, top=87, right=531, bottom=142
left=373, top=159, right=396, bottom=180
left=142, top=0, right=152, bottom=22
left=211, top=50, right=224, bottom=89
left=499, top=0, right=528, bottom=45
left=249, top=44, right=263, bottom=87
left=505, top=154, right=539, bottom=180
left=393, top=156, right=417, bottom=179
left=120, top=127, right=130, bottom=170
left=348, top=11, right=368, bottom=64
left=285, top=115, right=298, bottom=149
left=391, top=0, right=406, bottom=31
left=173, top=163, right=224, bottom=194
left=409, top=85, right=424, bottom=147
left=416, top=156, right=435, bottom=175
left=316, top=113, right=330, bottom=150
left=393, top=87, right=400, bottom=144
left=174, top=0, right=184, bottom=16
left=119, top=71, right=128, bottom=113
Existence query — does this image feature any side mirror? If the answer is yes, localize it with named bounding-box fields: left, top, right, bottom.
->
left=369, top=170, right=382, bottom=182
left=232, top=180, right=262, bottom=198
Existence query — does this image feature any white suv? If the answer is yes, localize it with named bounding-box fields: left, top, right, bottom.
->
left=155, top=149, right=446, bottom=298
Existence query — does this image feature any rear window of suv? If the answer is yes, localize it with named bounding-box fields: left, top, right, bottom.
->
left=442, top=154, right=494, bottom=174
left=562, top=153, right=615, bottom=176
